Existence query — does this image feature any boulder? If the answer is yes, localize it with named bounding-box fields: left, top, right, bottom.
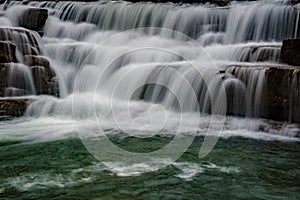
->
left=280, top=39, right=300, bottom=66
left=17, top=8, right=48, bottom=32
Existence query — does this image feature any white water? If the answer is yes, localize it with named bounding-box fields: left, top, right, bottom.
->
left=0, top=0, right=299, bottom=146
left=8, top=0, right=299, bottom=42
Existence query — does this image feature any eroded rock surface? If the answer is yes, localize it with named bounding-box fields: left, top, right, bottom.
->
left=224, top=64, right=300, bottom=123
left=0, top=98, right=33, bottom=117
left=0, top=27, right=59, bottom=97
left=280, top=39, right=300, bottom=66
left=17, top=8, right=48, bottom=33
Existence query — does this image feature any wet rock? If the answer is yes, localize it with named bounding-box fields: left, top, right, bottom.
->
left=24, top=55, right=50, bottom=68
left=238, top=45, right=281, bottom=62
left=280, top=39, right=300, bottom=66
left=255, top=47, right=281, bottom=62
left=0, top=41, right=17, bottom=63
left=0, top=98, right=33, bottom=117
left=18, top=44, right=40, bottom=56
left=265, top=67, right=293, bottom=122
left=0, top=27, right=59, bottom=98
left=4, top=87, right=30, bottom=97
left=17, top=8, right=48, bottom=32
left=0, top=28, right=42, bottom=53
left=291, top=0, right=300, bottom=5
left=31, top=66, right=59, bottom=96
left=0, top=63, right=36, bottom=96
left=0, top=64, right=9, bottom=96
left=225, top=64, right=300, bottom=123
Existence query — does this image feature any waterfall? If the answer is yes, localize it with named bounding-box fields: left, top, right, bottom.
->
left=7, top=63, right=36, bottom=96
left=1, top=1, right=299, bottom=123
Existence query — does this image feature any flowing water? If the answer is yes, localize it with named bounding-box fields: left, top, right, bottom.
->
left=0, top=0, right=300, bottom=199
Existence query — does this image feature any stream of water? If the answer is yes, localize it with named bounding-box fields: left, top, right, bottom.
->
left=0, top=0, right=299, bottom=199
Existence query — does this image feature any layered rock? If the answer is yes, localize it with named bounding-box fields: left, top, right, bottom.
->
left=280, top=39, right=300, bottom=66
left=232, top=45, right=281, bottom=63
left=17, top=8, right=48, bottom=34
left=0, top=28, right=59, bottom=97
left=0, top=27, right=59, bottom=116
left=224, top=65, right=300, bottom=123
left=0, top=98, right=33, bottom=117
left=0, top=63, right=36, bottom=97
left=0, top=28, right=42, bottom=54
left=267, top=67, right=300, bottom=123
left=0, top=41, right=17, bottom=63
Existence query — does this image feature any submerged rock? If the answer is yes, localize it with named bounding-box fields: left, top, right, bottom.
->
left=280, top=39, right=300, bottom=66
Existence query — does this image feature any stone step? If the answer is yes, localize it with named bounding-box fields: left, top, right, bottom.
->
left=0, top=27, right=59, bottom=97
left=0, top=41, right=17, bottom=63
left=280, top=39, right=300, bottom=66
left=0, top=98, right=34, bottom=117
left=223, top=64, right=300, bottom=123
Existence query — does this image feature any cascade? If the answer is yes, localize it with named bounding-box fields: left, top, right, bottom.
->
left=1, top=0, right=299, bottom=123
left=7, top=1, right=299, bottom=43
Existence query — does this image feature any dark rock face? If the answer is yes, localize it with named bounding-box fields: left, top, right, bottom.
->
left=291, top=0, right=300, bottom=5
left=0, top=41, right=17, bottom=63
left=0, top=28, right=42, bottom=53
left=0, top=64, right=9, bottom=96
left=265, top=66, right=300, bottom=123
left=0, top=27, right=59, bottom=97
left=17, top=8, right=48, bottom=32
left=0, top=27, right=59, bottom=116
left=224, top=65, right=300, bottom=123
left=265, top=67, right=293, bottom=122
left=31, top=66, right=59, bottom=95
left=280, top=39, right=300, bottom=66
left=18, top=44, right=40, bottom=56
left=0, top=98, right=33, bottom=117
left=24, top=55, right=50, bottom=68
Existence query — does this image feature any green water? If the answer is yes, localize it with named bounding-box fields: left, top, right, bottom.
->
left=0, top=134, right=299, bottom=199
